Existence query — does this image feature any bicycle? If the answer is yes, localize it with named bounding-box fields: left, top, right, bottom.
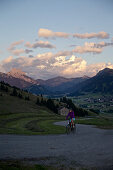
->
left=66, top=120, right=76, bottom=134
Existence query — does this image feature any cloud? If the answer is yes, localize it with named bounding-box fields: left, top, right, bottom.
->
left=8, top=40, right=24, bottom=50
left=73, top=31, right=109, bottom=39
left=28, top=55, right=34, bottom=58
left=94, top=41, right=113, bottom=48
left=3, top=56, right=13, bottom=63
left=25, top=40, right=56, bottom=49
left=36, top=52, right=54, bottom=60
left=51, top=55, right=78, bottom=67
left=38, top=28, right=70, bottom=39
left=72, top=41, right=113, bottom=54
left=9, top=48, right=33, bottom=56
left=73, top=42, right=102, bottom=54
left=38, top=29, right=109, bottom=40
left=1, top=52, right=113, bottom=79
left=11, top=49, right=25, bottom=56
left=61, top=60, right=87, bottom=77
left=25, top=49, right=33, bottom=54
left=8, top=40, right=26, bottom=56
left=55, top=50, right=73, bottom=57
left=85, top=62, right=113, bottom=77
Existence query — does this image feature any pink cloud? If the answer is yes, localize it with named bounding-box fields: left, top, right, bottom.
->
left=73, top=31, right=109, bottom=39
left=25, top=40, right=56, bottom=49
left=38, top=28, right=70, bottom=39
left=8, top=40, right=24, bottom=50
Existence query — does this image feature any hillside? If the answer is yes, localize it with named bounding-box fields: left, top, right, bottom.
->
left=25, top=84, right=53, bottom=95
left=71, top=68, right=113, bottom=96
left=1, top=81, right=112, bottom=135
left=28, top=76, right=89, bottom=97
left=0, top=82, right=66, bottom=135
left=37, top=76, right=73, bottom=86
left=0, top=68, right=37, bottom=89
left=0, top=81, right=96, bottom=134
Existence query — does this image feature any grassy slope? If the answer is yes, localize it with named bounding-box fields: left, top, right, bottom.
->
left=0, top=88, right=65, bottom=135
left=76, top=115, right=113, bottom=129
left=0, top=84, right=113, bottom=135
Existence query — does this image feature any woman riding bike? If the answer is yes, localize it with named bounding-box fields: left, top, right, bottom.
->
left=66, top=109, right=75, bottom=128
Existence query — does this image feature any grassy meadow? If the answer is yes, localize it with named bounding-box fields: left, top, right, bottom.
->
left=0, top=87, right=65, bottom=135
left=0, top=83, right=113, bottom=136
left=76, top=115, right=113, bottom=129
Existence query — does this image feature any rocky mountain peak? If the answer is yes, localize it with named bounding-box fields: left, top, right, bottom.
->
left=82, top=75, right=90, bottom=79
left=7, top=68, right=37, bottom=85
left=7, top=68, right=26, bottom=78
left=96, top=68, right=113, bottom=77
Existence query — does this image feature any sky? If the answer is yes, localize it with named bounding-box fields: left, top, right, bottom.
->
left=0, top=0, right=113, bottom=79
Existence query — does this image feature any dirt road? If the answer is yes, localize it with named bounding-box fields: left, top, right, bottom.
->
left=0, top=122, right=113, bottom=169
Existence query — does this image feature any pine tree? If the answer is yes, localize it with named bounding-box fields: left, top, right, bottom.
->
left=36, top=97, right=40, bottom=105
left=25, top=96, right=30, bottom=101
left=5, top=87, right=9, bottom=92
left=11, top=88, right=18, bottom=96
left=18, top=93, right=23, bottom=99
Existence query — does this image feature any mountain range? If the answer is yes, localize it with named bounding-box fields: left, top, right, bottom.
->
left=0, top=67, right=113, bottom=96
left=0, top=68, right=37, bottom=88
left=70, top=68, right=113, bottom=96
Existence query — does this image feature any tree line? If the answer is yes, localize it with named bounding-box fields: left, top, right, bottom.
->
left=60, top=97, right=89, bottom=117
left=36, top=97, right=59, bottom=114
left=0, top=81, right=30, bottom=101
left=0, top=81, right=91, bottom=116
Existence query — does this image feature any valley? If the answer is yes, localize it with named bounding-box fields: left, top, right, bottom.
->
left=72, top=93, right=113, bottom=115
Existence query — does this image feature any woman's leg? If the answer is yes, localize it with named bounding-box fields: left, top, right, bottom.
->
left=71, top=118, right=74, bottom=127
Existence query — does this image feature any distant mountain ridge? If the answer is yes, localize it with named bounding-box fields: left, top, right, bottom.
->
left=30, top=76, right=89, bottom=96
left=37, top=76, right=72, bottom=87
left=37, top=75, right=89, bottom=87
left=70, top=68, right=113, bottom=96
left=0, top=67, right=113, bottom=96
left=0, top=68, right=37, bottom=88
left=8, top=68, right=37, bottom=85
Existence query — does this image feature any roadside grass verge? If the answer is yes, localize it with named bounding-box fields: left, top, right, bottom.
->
left=76, top=116, right=113, bottom=129
left=0, top=159, right=98, bottom=170
left=0, top=160, right=56, bottom=170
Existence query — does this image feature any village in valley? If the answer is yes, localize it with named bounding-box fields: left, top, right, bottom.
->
left=72, top=94, right=113, bottom=114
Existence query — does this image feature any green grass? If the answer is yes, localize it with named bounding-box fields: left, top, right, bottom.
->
left=0, top=88, right=113, bottom=135
left=0, top=160, right=99, bottom=170
left=76, top=116, right=113, bottom=129
left=0, top=109, right=65, bottom=135
left=0, top=160, right=56, bottom=170
left=0, top=90, right=65, bottom=135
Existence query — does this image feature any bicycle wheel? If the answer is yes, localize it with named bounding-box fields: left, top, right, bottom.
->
left=66, top=124, right=71, bottom=134
left=72, top=123, right=76, bottom=134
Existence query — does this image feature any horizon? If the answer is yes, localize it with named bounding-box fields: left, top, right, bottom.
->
left=0, top=0, right=113, bottom=79
left=1, top=66, right=112, bottom=81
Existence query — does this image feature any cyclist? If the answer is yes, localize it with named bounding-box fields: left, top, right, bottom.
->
left=66, top=109, right=75, bottom=128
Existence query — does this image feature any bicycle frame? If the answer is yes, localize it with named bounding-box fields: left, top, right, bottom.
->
left=66, top=120, right=76, bottom=134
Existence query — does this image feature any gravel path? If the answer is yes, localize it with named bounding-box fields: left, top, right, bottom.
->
left=0, top=122, right=113, bottom=169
